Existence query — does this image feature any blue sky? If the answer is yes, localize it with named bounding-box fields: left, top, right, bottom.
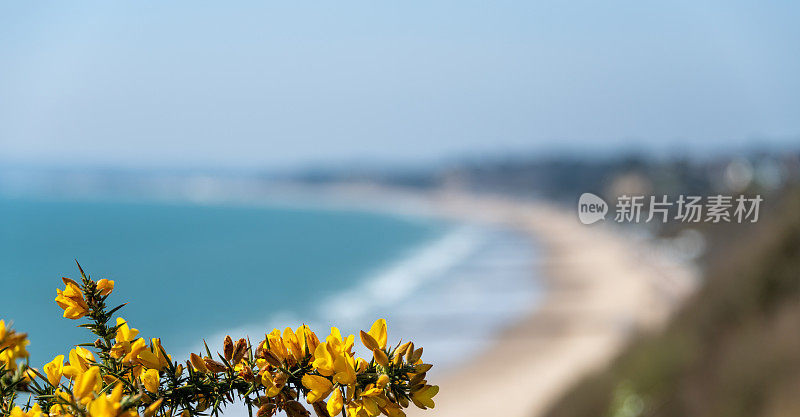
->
left=1, top=1, right=798, bottom=169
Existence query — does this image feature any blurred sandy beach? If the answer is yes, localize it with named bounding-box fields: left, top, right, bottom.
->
left=400, top=193, right=699, bottom=417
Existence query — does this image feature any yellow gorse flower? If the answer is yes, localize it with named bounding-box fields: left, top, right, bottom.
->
left=63, top=346, right=96, bottom=379
left=48, top=389, right=73, bottom=415
left=141, top=368, right=159, bottom=392
left=327, top=387, right=344, bottom=416
left=137, top=338, right=170, bottom=370
left=301, top=374, right=333, bottom=403
left=282, top=327, right=304, bottom=362
left=2, top=264, right=438, bottom=417
left=96, top=278, right=115, bottom=296
left=73, top=365, right=101, bottom=400
left=110, top=317, right=139, bottom=359
left=0, top=319, right=29, bottom=371
left=55, top=278, right=89, bottom=320
left=332, top=351, right=357, bottom=385
left=311, top=341, right=336, bottom=376
left=123, top=337, right=147, bottom=364
left=296, top=324, right=320, bottom=356
left=367, top=319, right=388, bottom=350
left=259, top=369, right=284, bottom=397
left=10, top=404, right=42, bottom=417
left=88, top=384, right=136, bottom=417
left=411, top=385, right=440, bottom=410
left=43, top=354, right=65, bottom=386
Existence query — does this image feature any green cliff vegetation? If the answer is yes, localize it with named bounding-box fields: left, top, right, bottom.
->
left=545, top=186, right=800, bottom=417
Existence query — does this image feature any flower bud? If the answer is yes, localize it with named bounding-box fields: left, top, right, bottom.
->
left=232, top=338, right=248, bottom=363
left=190, top=354, right=208, bottom=373
left=262, top=350, right=282, bottom=367
left=360, top=331, right=380, bottom=351
left=284, top=400, right=310, bottom=417
left=373, top=349, right=389, bottom=367
left=405, top=343, right=415, bottom=363
left=273, top=371, right=289, bottom=389
left=312, top=401, right=331, bottom=417
left=239, top=365, right=255, bottom=382
left=223, top=336, right=234, bottom=361
left=376, top=374, right=390, bottom=388
left=203, top=358, right=227, bottom=373
left=396, top=341, right=412, bottom=357
left=62, top=276, right=80, bottom=288
left=414, top=363, right=432, bottom=373
left=409, top=347, right=423, bottom=364
left=284, top=388, right=299, bottom=400
left=257, top=404, right=276, bottom=417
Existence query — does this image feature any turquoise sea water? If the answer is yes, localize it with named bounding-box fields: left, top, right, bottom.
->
left=0, top=194, right=541, bottom=377
left=0, top=196, right=448, bottom=367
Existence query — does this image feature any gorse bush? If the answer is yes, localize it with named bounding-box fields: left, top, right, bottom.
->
left=0, top=263, right=438, bottom=417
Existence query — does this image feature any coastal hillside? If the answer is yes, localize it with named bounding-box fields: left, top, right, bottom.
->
left=543, top=185, right=800, bottom=417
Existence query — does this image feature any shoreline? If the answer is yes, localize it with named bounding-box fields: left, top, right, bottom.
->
left=404, top=191, right=698, bottom=417
left=3, top=184, right=697, bottom=417
left=263, top=183, right=697, bottom=416
left=169, top=189, right=544, bottom=378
